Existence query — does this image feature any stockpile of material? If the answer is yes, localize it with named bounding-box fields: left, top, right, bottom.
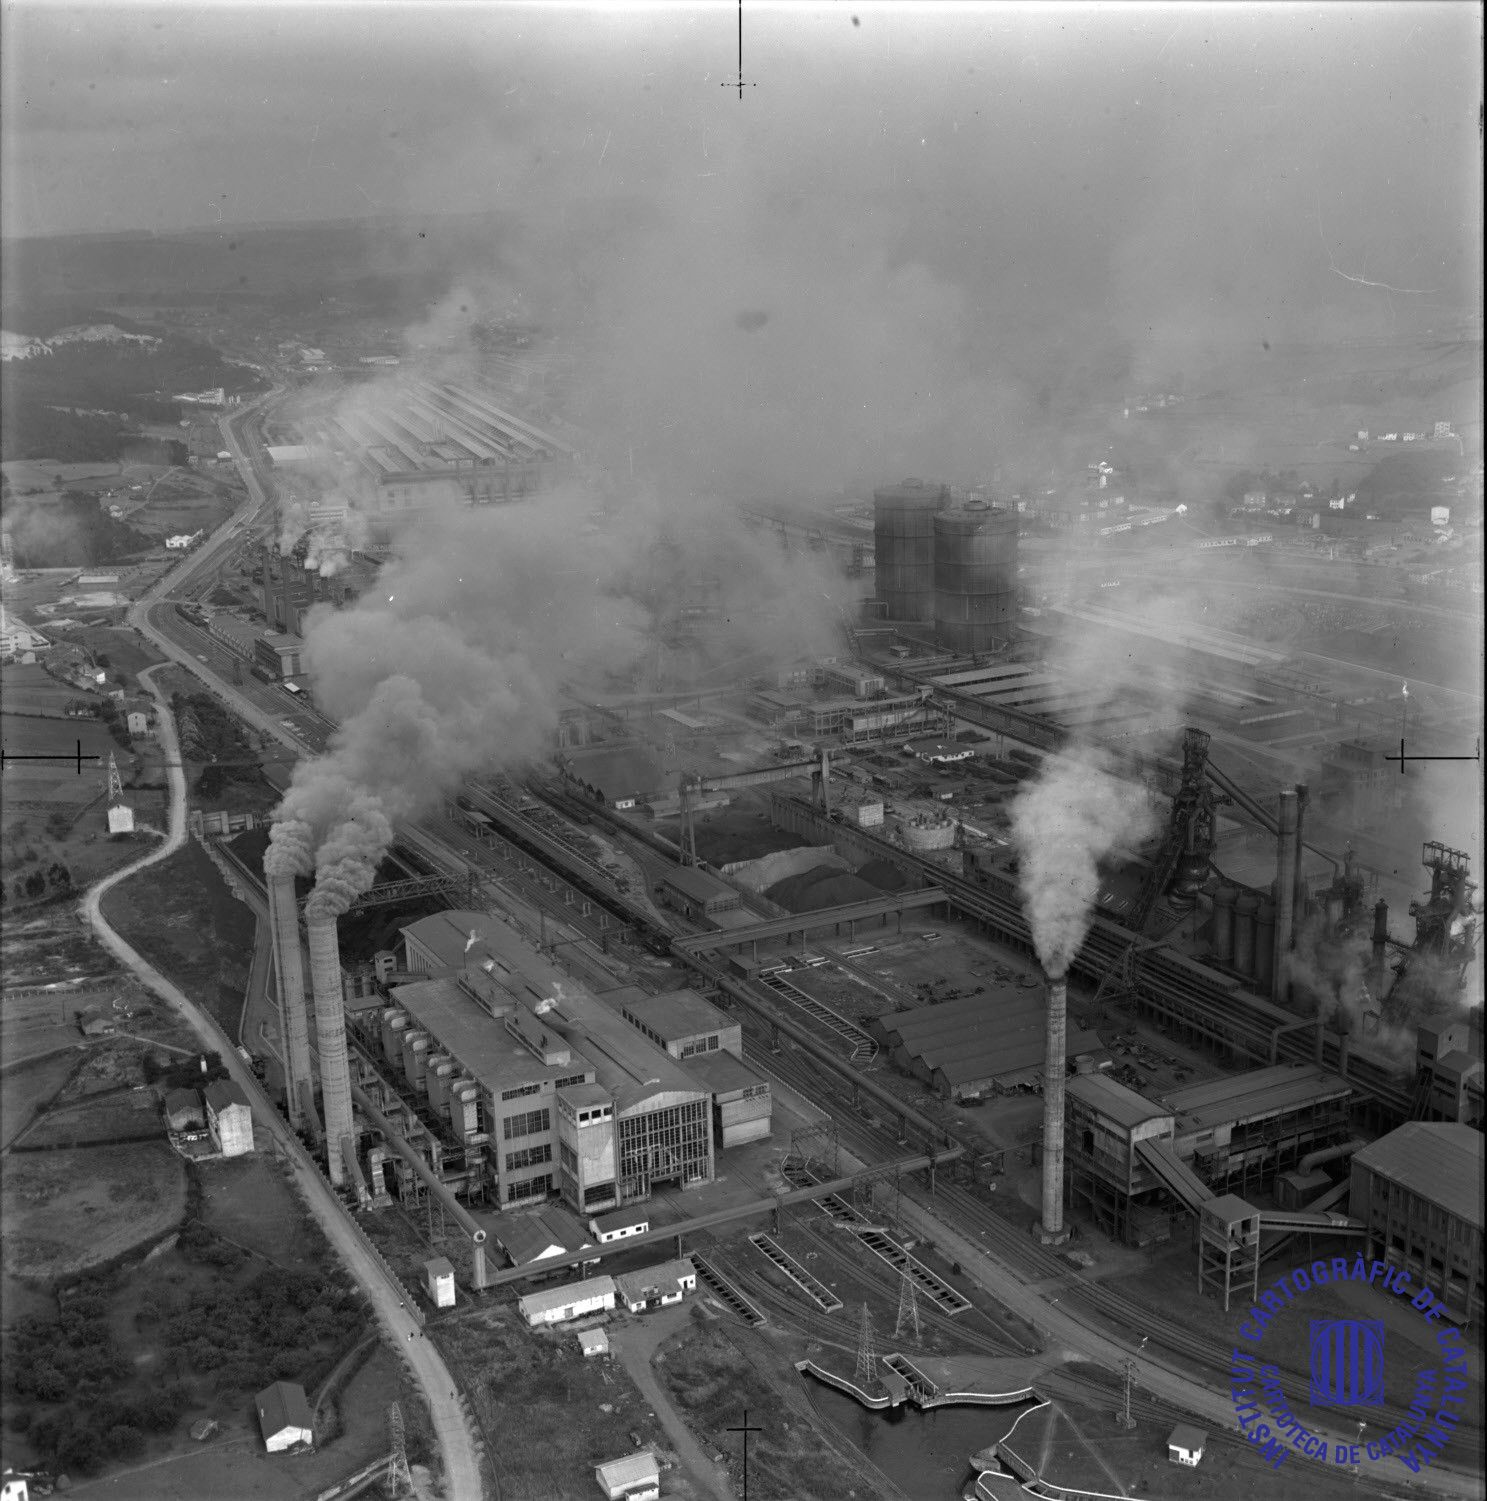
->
left=767, top=866, right=881, bottom=913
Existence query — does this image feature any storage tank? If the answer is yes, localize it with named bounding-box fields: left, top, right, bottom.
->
left=932, top=500, right=1018, bottom=654
left=400, top=1028, right=427, bottom=1084
left=1255, top=899, right=1276, bottom=991
left=407, top=1036, right=430, bottom=1091
left=1233, top=893, right=1259, bottom=978
left=428, top=1060, right=456, bottom=1118
left=384, top=1011, right=408, bottom=1064
left=380, top=1007, right=405, bottom=1062
left=874, top=480, right=948, bottom=622
left=1211, top=885, right=1237, bottom=965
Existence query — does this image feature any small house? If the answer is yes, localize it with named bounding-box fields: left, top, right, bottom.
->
left=590, top=1205, right=650, bottom=1244
left=595, top=1451, right=661, bottom=1501
left=424, top=1256, right=456, bottom=1309
left=1167, top=1424, right=1207, bottom=1467
left=204, top=1079, right=254, bottom=1157
left=614, top=1257, right=697, bottom=1314
left=255, top=1380, right=313, bottom=1452
left=577, top=1327, right=610, bottom=1358
left=164, top=1088, right=205, bottom=1132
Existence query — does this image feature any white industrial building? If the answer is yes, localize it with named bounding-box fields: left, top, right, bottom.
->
left=424, top=1256, right=456, bottom=1309
left=590, top=1206, right=650, bottom=1244
left=614, top=1257, right=697, bottom=1314
left=517, top=1275, right=617, bottom=1328
left=204, top=1079, right=254, bottom=1157
left=595, top=1451, right=660, bottom=1501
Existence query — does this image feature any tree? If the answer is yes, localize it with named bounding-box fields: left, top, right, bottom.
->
left=47, top=863, right=72, bottom=890
left=24, top=872, right=46, bottom=899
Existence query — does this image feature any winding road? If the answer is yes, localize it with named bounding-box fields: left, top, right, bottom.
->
left=79, top=475, right=486, bottom=1496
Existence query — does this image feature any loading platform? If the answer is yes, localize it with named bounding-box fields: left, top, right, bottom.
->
left=853, top=1228, right=972, bottom=1315
left=748, top=1232, right=843, bottom=1312
left=689, top=1252, right=767, bottom=1327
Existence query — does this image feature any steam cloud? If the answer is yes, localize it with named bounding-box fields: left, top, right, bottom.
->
left=1009, top=746, right=1157, bottom=977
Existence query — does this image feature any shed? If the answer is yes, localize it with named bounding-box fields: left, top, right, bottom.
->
left=1167, top=1424, right=1207, bottom=1466
left=518, top=1275, right=617, bottom=1328
left=577, top=1327, right=610, bottom=1358
left=424, top=1256, right=456, bottom=1309
left=164, top=1088, right=205, bottom=1131
left=595, top=1450, right=661, bottom=1501
left=591, top=1205, right=650, bottom=1244
left=255, top=1380, right=313, bottom=1452
left=659, top=865, right=742, bottom=920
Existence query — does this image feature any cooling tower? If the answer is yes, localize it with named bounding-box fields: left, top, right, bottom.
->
left=307, top=914, right=355, bottom=1187
left=1039, top=968, right=1069, bottom=1243
left=873, top=479, right=948, bottom=622
left=268, top=873, right=315, bottom=1130
left=932, top=500, right=1018, bottom=654
left=1210, top=885, right=1237, bottom=966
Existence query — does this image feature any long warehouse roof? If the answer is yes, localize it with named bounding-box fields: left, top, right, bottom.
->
left=1352, top=1122, right=1483, bottom=1231
left=933, top=1026, right=1105, bottom=1086
left=1160, top=1064, right=1349, bottom=1129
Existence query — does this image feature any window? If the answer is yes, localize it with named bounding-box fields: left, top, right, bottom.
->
left=555, top=1073, right=587, bottom=1089
left=506, top=1174, right=553, bottom=1203
left=707, top=1035, right=720, bottom=1051
left=505, top=1143, right=552, bottom=1173
left=559, top=1142, right=577, bottom=1173
left=502, top=1107, right=550, bottom=1140
left=501, top=1083, right=541, bottom=1103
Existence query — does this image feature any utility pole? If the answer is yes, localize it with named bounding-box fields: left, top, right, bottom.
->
left=854, top=1303, right=878, bottom=1386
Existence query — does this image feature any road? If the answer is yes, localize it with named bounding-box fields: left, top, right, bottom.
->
left=79, top=661, right=485, bottom=1500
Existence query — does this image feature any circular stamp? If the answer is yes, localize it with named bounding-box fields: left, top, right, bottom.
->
left=1228, top=1255, right=1473, bottom=1480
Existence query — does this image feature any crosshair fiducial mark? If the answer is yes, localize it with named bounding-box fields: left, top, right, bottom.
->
left=723, top=0, right=756, bottom=98
left=726, top=1407, right=764, bottom=1499
left=0, top=739, right=104, bottom=776
left=1383, top=737, right=1481, bottom=775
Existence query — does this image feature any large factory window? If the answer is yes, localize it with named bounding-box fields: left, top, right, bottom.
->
left=502, top=1107, right=551, bottom=1141
left=559, top=1142, right=577, bottom=1173
left=506, top=1174, right=553, bottom=1204
left=506, top=1144, right=553, bottom=1173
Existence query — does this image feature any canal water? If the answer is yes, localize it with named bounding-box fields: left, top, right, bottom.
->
left=803, top=1376, right=1040, bottom=1499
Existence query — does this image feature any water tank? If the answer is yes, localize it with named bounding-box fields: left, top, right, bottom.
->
left=1255, top=899, right=1276, bottom=991
left=384, top=1011, right=408, bottom=1064
left=1211, top=885, right=1237, bottom=965
left=874, top=480, right=949, bottom=622
left=1233, top=893, right=1259, bottom=977
left=932, top=501, right=1018, bottom=654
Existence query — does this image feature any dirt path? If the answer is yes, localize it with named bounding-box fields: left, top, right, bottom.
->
left=608, top=1305, right=734, bottom=1501
left=79, top=667, right=486, bottom=1501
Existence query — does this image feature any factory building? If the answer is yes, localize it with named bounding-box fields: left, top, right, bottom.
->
left=682, top=1049, right=772, bottom=1147
left=590, top=1206, right=650, bottom=1243
left=305, top=378, right=575, bottom=515
left=1414, top=1020, right=1486, bottom=1126
left=615, top=988, right=742, bottom=1060
left=387, top=911, right=715, bottom=1213
left=492, top=1203, right=598, bottom=1276
left=253, top=632, right=304, bottom=681
left=518, top=1275, right=617, bottom=1329
left=1349, top=1123, right=1483, bottom=1322
left=1066, top=1074, right=1182, bottom=1246
left=657, top=866, right=743, bottom=923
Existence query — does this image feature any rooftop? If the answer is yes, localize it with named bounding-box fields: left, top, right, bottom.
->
left=518, top=1275, right=616, bottom=1320
left=595, top=1451, right=661, bottom=1491
left=1353, top=1122, right=1483, bottom=1231
left=401, top=910, right=564, bottom=1004
left=614, top=1257, right=696, bottom=1303
left=619, top=987, right=733, bottom=1041
left=683, top=1049, right=767, bottom=1097
left=1162, top=1064, right=1349, bottom=1130
left=935, top=1025, right=1103, bottom=1085
left=594, top=1205, right=650, bottom=1233
left=548, top=993, right=707, bottom=1116
left=660, top=865, right=737, bottom=902
left=1067, top=1072, right=1173, bottom=1129
left=262, top=632, right=305, bottom=651
left=255, top=1380, right=312, bottom=1437
left=203, top=1079, right=250, bottom=1112
left=391, top=976, right=595, bottom=1098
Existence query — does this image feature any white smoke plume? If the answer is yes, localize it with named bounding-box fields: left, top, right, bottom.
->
left=1009, top=745, right=1158, bottom=977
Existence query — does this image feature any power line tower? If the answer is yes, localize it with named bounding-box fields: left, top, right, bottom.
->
left=854, top=1303, right=878, bottom=1385
left=106, top=752, right=124, bottom=804
left=386, top=1401, right=414, bottom=1497
left=893, top=1273, right=921, bottom=1344
left=1115, top=1358, right=1136, bottom=1429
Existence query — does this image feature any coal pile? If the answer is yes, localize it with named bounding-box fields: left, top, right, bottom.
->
left=766, top=866, right=881, bottom=913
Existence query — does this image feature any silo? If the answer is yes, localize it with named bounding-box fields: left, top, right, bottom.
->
left=1211, top=885, right=1237, bottom=966
left=873, top=480, right=948, bottom=622
left=408, top=1036, right=430, bottom=1091
left=1255, top=899, right=1276, bottom=992
left=1233, top=893, right=1259, bottom=978
left=933, top=500, right=1019, bottom=654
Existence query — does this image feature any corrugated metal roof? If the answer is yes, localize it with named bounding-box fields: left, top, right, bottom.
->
left=596, top=1451, right=660, bottom=1490
left=594, top=1205, right=650, bottom=1233
left=621, top=988, right=733, bottom=1041
left=1067, top=1073, right=1171, bottom=1129
left=934, top=1027, right=1104, bottom=1086
left=1162, top=1065, right=1349, bottom=1128
left=518, top=1275, right=616, bottom=1319
left=615, top=1257, right=696, bottom=1303
left=662, top=865, right=736, bottom=903
left=1353, top=1122, right=1484, bottom=1231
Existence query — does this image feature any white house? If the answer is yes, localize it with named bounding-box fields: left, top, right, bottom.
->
left=1167, top=1424, right=1207, bottom=1466
left=424, top=1256, right=456, bottom=1309
left=595, top=1451, right=660, bottom=1501
left=517, top=1275, right=617, bottom=1328
left=590, top=1206, right=650, bottom=1244
left=577, top=1327, right=610, bottom=1358
left=614, top=1257, right=697, bottom=1314
left=204, top=1079, right=254, bottom=1157
left=255, top=1381, right=313, bottom=1452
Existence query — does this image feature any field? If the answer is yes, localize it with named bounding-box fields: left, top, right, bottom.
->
left=1, top=1141, right=187, bottom=1280
left=0, top=1049, right=80, bottom=1147
left=98, top=840, right=258, bottom=1039
left=195, top=1153, right=329, bottom=1275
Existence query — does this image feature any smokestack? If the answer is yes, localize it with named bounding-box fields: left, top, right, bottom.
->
left=1274, top=789, right=1298, bottom=1004
left=1292, top=783, right=1308, bottom=921
left=1380, top=894, right=1392, bottom=990
left=1039, top=967, right=1069, bottom=1243
left=308, top=913, right=355, bottom=1186
left=268, top=873, right=315, bottom=1130
left=261, top=549, right=273, bottom=624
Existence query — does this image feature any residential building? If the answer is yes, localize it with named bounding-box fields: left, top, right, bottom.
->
left=614, top=1257, right=697, bottom=1314
left=255, top=1381, right=313, bottom=1452
left=595, top=1452, right=661, bottom=1501
left=204, top=1079, right=254, bottom=1157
